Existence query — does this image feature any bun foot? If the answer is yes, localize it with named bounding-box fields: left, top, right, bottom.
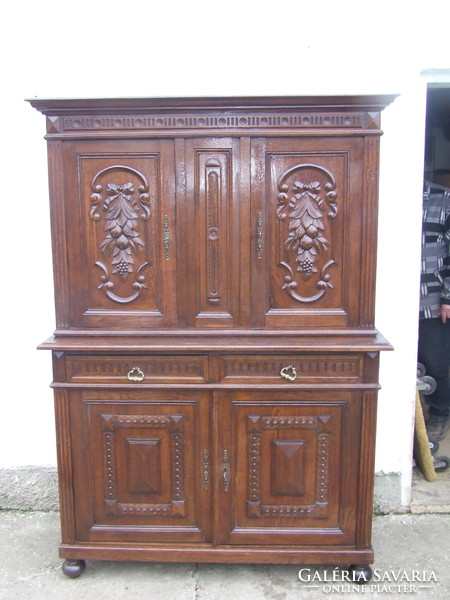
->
left=62, top=559, right=86, bottom=578
left=348, top=564, right=373, bottom=584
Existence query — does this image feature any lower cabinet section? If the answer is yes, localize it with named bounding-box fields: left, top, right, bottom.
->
left=55, top=379, right=377, bottom=572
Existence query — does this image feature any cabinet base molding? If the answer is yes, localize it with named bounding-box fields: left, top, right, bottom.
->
left=60, top=544, right=373, bottom=566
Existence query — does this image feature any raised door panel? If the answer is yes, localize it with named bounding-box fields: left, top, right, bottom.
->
left=217, top=390, right=360, bottom=546
left=251, top=137, right=366, bottom=328
left=70, top=389, right=211, bottom=543
left=179, top=138, right=242, bottom=328
left=62, top=139, right=176, bottom=330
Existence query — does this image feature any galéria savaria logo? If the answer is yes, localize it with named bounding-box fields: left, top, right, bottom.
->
left=298, top=568, right=439, bottom=594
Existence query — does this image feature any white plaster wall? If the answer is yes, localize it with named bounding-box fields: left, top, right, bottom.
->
left=1, top=0, right=449, bottom=505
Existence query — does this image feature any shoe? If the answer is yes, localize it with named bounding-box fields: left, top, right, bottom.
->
left=426, top=415, right=450, bottom=440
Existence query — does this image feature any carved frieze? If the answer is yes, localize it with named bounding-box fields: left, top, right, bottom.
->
left=57, top=111, right=367, bottom=133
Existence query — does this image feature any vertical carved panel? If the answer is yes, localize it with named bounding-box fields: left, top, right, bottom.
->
left=171, top=431, right=184, bottom=501
left=195, top=150, right=235, bottom=323
left=90, top=165, right=151, bottom=304
left=104, top=431, right=116, bottom=500
left=206, top=164, right=221, bottom=304
left=248, top=431, right=261, bottom=503
left=316, top=433, right=330, bottom=502
left=276, top=164, right=337, bottom=303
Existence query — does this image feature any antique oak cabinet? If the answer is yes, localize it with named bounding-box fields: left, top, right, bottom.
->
left=29, top=95, right=394, bottom=580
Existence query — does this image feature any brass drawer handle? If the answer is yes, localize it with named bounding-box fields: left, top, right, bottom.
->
left=127, top=367, right=145, bottom=382
left=280, top=365, right=297, bottom=382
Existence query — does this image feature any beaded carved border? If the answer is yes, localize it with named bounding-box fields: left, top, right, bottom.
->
left=246, top=415, right=331, bottom=519
left=102, top=414, right=186, bottom=517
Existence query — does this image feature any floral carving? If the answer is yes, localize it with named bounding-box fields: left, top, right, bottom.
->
left=281, top=181, right=327, bottom=277
left=276, top=164, right=337, bottom=303
left=99, top=182, right=146, bottom=278
left=90, top=166, right=151, bottom=303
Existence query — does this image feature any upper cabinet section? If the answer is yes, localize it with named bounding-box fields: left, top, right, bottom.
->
left=29, top=96, right=396, bottom=335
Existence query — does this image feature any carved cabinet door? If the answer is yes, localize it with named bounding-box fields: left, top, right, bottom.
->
left=216, top=390, right=360, bottom=546
left=59, top=139, right=176, bottom=330
left=177, top=138, right=243, bottom=328
left=250, top=137, right=369, bottom=329
left=67, top=389, right=211, bottom=544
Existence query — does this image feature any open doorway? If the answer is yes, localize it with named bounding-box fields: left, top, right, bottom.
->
left=424, top=85, right=450, bottom=185
left=411, top=82, right=450, bottom=512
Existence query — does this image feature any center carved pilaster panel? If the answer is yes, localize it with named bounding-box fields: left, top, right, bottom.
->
left=190, top=143, right=239, bottom=327
left=197, top=152, right=230, bottom=315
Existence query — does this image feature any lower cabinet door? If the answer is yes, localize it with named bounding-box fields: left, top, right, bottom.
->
left=217, top=390, right=362, bottom=546
left=68, top=389, right=212, bottom=544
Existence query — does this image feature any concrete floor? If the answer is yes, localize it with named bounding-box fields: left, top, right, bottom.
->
left=411, top=418, right=450, bottom=513
left=1, top=511, right=449, bottom=599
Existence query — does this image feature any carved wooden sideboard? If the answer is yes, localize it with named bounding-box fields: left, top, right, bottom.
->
left=29, top=95, right=394, bottom=580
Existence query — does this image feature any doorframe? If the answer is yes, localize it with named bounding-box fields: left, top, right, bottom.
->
left=405, top=68, right=450, bottom=507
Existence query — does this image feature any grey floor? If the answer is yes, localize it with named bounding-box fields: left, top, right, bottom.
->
left=1, top=511, right=449, bottom=599
left=411, top=409, right=450, bottom=513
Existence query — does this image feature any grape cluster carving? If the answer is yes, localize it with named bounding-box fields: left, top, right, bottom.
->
left=277, top=180, right=333, bottom=279
left=96, top=182, right=147, bottom=279
left=276, top=165, right=337, bottom=303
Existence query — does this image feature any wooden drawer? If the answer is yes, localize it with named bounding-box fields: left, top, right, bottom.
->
left=65, top=355, right=208, bottom=384
left=219, top=354, right=363, bottom=383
